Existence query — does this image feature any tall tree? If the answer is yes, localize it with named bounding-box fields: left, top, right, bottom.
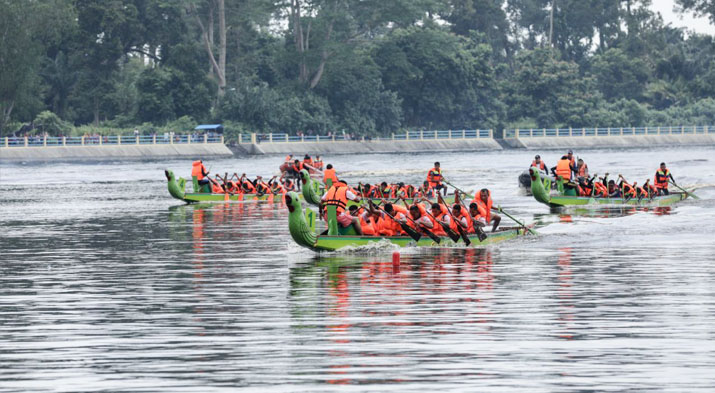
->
left=676, top=0, right=715, bottom=24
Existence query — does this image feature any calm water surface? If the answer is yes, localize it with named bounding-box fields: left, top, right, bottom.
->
left=1, top=147, right=715, bottom=392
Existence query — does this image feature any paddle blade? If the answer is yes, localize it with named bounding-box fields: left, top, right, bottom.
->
left=475, top=226, right=488, bottom=242
left=441, top=223, right=461, bottom=242
left=401, top=223, right=422, bottom=242
left=456, top=225, right=471, bottom=246
left=424, top=228, right=441, bottom=244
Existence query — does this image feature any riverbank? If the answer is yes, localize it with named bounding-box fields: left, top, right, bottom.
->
left=502, top=133, right=715, bottom=149
left=230, top=138, right=503, bottom=155
left=0, top=144, right=233, bottom=162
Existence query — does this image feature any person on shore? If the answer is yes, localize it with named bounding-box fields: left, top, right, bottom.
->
left=531, top=155, right=548, bottom=174
left=654, top=162, right=676, bottom=195
left=427, top=162, right=447, bottom=196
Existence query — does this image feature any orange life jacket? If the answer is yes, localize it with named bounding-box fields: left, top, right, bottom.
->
left=555, top=159, right=572, bottom=181
left=256, top=181, right=272, bottom=194
left=242, top=180, right=256, bottom=194
left=622, top=183, right=636, bottom=198
left=378, top=186, right=393, bottom=199
left=303, top=158, right=313, bottom=169
left=211, top=182, right=223, bottom=193
left=292, top=162, right=303, bottom=172
left=654, top=169, right=670, bottom=189
left=593, top=182, right=608, bottom=198
left=531, top=161, right=546, bottom=170
left=191, top=161, right=207, bottom=180
left=475, top=191, right=493, bottom=222
left=577, top=164, right=588, bottom=177
left=427, top=168, right=443, bottom=185
left=323, top=168, right=338, bottom=185
left=324, top=182, right=349, bottom=214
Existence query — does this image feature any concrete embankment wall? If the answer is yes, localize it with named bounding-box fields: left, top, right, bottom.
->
left=513, top=134, right=715, bottom=150
left=230, top=139, right=503, bottom=156
left=0, top=144, right=234, bottom=162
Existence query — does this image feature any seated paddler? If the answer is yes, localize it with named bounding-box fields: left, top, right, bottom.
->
left=191, top=160, right=211, bottom=189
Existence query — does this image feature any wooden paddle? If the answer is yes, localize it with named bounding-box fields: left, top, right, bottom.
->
left=669, top=181, right=699, bottom=199
left=399, top=197, right=442, bottom=243
left=439, top=194, right=471, bottom=246
left=374, top=204, right=422, bottom=242
left=419, top=198, right=461, bottom=242
left=444, top=179, right=537, bottom=235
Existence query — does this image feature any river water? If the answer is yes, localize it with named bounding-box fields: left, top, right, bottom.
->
left=1, top=147, right=714, bottom=392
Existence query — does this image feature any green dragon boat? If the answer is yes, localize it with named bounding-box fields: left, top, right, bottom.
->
left=285, top=191, right=533, bottom=252
left=529, top=167, right=691, bottom=208
left=165, top=169, right=300, bottom=203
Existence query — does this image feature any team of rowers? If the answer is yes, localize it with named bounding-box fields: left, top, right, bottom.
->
left=320, top=163, right=502, bottom=237
left=531, top=150, right=678, bottom=199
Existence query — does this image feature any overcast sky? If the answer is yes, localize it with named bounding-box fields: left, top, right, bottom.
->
left=650, top=0, right=714, bottom=35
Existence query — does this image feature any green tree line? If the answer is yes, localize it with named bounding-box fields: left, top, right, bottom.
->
left=1, top=0, right=714, bottom=139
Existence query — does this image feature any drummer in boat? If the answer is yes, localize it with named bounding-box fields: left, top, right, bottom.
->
left=531, top=155, right=548, bottom=175
left=191, top=160, right=211, bottom=188
left=654, top=162, right=676, bottom=195
left=575, top=158, right=589, bottom=179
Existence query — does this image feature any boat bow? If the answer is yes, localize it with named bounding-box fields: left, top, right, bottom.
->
left=286, top=191, right=318, bottom=250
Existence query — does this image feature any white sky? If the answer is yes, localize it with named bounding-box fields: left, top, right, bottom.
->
left=650, top=0, right=715, bottom=35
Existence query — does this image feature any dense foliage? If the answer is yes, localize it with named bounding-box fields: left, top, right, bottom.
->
left=1, top=0, right=714, bottom=138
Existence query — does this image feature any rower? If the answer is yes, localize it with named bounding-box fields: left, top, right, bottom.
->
left=408, top=205, right=435, bottom=233
left=255, top=176, right=272, bottom=195
left=450, top=204, right=472, bottom=233
left=314, top=155, right=323, bottom=170
left=378, top=203, right=408, bottom=236
left=349, top=205, right=376, bottom=236
left=321, top=179, right=362, bottom=234
left=427, top=162, right=447, bottom=196
left=191, top=160, right=211, bottom=189
left=617, top=175, right=637, bottom=199
left=468, top=203, right=487, bottom=227
left=473, top=188, right=501, bottom=232
left=531, top=155, right=548, bottom=175
left=284, top=154, right=294, bottom=163
left=654, top=162, right=675, bottom=195
left=323, top=164, right=338, bottom=187
left=378, top=182, right=393, bottom=199
left=606, top=178, right=621, bottom=197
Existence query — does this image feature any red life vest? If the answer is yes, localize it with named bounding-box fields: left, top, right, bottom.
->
left=531, top=161, right=546, bottom=171
left=475, top=191, right=493, bottom=222
left=427, top=168, right=443, bottom=185
left=191, top=161, right=207, bottom=180
left=324, top=182, right=349, bottom=214
left=555, top=159, right=571, bottom=181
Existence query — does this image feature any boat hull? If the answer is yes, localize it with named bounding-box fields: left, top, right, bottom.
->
left=308, top=227, right=529, bottom=251
left=528, top=167, right=689, bottom=208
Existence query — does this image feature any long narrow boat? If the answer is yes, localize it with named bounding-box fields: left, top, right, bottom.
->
left=165, top=169, right=299, bottom=203
left=529, top=167, right=690, bottom=208
left=285, top=191, right=533, bottom=252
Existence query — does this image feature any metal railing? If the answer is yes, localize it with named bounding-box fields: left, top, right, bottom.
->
left=504, top=126, right=713, bottom=138
left=1, top=133, right=224, bottom=148
left=240, top=129, right=494, bottom=144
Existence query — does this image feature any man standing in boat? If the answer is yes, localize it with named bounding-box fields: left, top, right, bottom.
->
left=654, top=162, right=676, bottom=195
left=531, top=155, right=548, bottom=175
left=427, top=162, right=447, bottom=196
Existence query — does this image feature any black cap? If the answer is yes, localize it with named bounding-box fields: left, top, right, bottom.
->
left=568, top=150, right=573, bottom=154
left=535, top=155, right=540, bottom=159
